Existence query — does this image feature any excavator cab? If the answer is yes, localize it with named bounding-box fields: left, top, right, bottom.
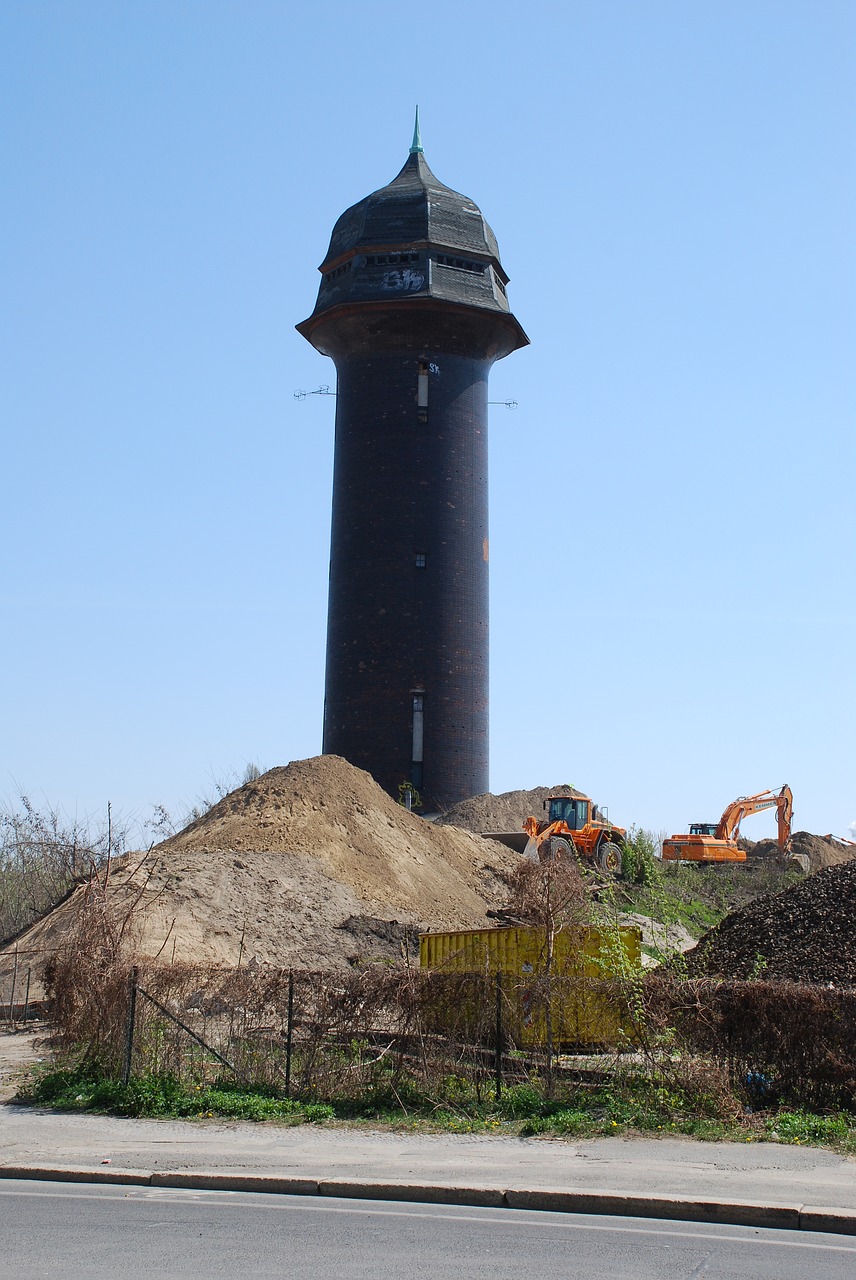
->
left=689, top=823, right=717, bottom=836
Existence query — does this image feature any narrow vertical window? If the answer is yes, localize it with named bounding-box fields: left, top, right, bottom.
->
left=411, top=693, right=424, bottom=789
left=414, top=551, right=426, bottom=568
left=417, top=362, right=429, bottom=408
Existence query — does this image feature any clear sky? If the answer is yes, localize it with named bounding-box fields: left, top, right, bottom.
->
left=2, top=1, right=853, bottom=843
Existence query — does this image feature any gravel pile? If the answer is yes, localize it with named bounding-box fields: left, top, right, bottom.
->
left=684, top=860, right=856, bottom=985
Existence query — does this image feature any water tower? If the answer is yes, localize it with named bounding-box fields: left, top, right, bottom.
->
left=297, top=116, right=528, bottom=811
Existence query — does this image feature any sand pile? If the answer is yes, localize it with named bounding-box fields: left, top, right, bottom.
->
left=0, top=756, right=520, bottom=986
left=436, top=783, right=586, bottom=833
left=744, top=831, right=856, bottom=874
left=683, top=860, right=856, bottom=985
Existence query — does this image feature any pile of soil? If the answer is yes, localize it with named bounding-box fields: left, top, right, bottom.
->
left=683, top=860, right=856, bottom=985
left=0, top=756, right=520, bottom=989
left=744, top=831, right=856, bottom=873
left=436, top=783, right=586, bottom=833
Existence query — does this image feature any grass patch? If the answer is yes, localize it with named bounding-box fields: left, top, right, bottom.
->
left=23, top=1067, right=334, bottom=1122
left=22, top=1065, right=856, bottom=1153
left=765, top=1111, right=854, bottom=1146
left=512, top=1080, right=737, bottom=1140
left=610, top=862, right=800, bottom=942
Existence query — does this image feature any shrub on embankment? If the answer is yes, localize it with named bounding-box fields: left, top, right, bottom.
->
left=643, top=975, right=856, bottom=1113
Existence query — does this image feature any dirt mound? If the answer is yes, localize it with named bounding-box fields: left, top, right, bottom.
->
left=436, top=783, right=586, bottom=833
left=683, top=860, right=856, bottom=985
left=0, top=757, right=520, bottom=989
left=744, top=830, right=856, bottom=873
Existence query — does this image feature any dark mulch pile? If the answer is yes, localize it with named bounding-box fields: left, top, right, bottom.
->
left=336, top=915, right=421, bottom=964
left=684, top=860, right=856, bottom=985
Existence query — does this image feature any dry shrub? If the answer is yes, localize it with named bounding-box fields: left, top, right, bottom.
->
left=1, top=798, right=97, bottom=943
left=48, top=951, right=856, bottom=1114
left=42, top=857, right=159, bottom=1071
left=45, top=950, right=512, bottom=1104
left=645, top=975, right=856, bottom=1110
left=0, top=794, right=159, bottom=945
left=140, top=965, right=514, bottom=1104
left=503, top=851, right=591, bottom=934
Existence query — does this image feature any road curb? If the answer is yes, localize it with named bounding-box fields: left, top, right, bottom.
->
left=2, top=1165, right=855, bottom=1234
left=318, top=1178, right=506, bottom=1208
left=505, top=1187, right=802, bottom=1230
left=151, top=1171, right=320, bottom=1196
left=0, top=1165, right=152, bottom=1187
left=800, top=1206, right=856, bottom=1235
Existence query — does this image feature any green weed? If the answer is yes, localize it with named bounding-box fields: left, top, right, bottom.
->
left=24, top=1067, right=334, bottom=1122
left=766, top=1111, right=855, bottom=1147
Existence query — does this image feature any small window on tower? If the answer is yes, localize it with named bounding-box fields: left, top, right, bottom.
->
left=414, top=552, right=426, bottom=568
left=417, top=362, right=429, bottom=407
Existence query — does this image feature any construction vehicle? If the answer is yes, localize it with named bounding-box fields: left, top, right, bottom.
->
left=662, top=784, right=795, bottom=865
left=522, top=794, right=626, bottom=875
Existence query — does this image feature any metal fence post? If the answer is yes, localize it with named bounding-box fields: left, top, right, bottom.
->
left=23, top=968, right=31, bottom=1025
left=285, top=971, right=294, bottom=1097
left=123, top=966, right=138, bottom=1086
left=7, top=948, right=19, bottom=1025
left=495, top=970, right=503, bottom=1100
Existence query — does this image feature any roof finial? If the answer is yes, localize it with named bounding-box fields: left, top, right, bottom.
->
left=409, top=106, right=423, bottom=155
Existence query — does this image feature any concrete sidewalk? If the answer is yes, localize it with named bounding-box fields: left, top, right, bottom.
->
left=2, top=1101, right=855, bottom=1234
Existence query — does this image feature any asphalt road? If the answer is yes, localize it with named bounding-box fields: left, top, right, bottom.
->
left=2, top=1182, right=856, bottom=1279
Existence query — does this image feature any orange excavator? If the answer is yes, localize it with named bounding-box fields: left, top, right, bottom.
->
left=662, top=785, right=794, bottom=865
left=523, top=794, right=626, bottom=875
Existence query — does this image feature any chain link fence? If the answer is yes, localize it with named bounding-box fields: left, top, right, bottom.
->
left=20, top=952, right=856, bottom=1112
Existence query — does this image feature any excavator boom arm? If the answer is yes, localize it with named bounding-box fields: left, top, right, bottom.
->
left=717, top=785, right=793, bottom=847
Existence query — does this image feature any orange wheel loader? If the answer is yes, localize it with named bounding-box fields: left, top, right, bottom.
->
left=523, top=794, right=626, bottom=875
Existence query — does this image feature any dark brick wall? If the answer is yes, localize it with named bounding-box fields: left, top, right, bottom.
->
left=322, top=338, right=490, bottom=813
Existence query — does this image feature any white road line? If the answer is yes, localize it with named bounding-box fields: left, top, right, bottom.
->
left=2, top=1183, right=855, bottom=1253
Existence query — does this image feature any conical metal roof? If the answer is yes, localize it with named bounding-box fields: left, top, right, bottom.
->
left=320, top=150, right=502, bottom=268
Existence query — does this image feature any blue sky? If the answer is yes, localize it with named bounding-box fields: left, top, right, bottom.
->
left=2, top=1, right=853, bottom=842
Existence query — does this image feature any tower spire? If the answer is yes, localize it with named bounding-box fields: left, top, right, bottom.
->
left=409, top=106, right=423, bottom=155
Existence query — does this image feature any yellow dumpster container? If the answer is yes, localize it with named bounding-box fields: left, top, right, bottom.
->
left=419, top=924, right=641, bottom=1048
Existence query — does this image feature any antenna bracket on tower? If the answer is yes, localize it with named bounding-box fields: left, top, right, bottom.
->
left=294, top=385, right=335, bottom=400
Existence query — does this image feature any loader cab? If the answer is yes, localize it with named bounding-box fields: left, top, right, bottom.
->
left=547, top=796, right=591, bottom=830
left=689, top=823, right=718, bottom=836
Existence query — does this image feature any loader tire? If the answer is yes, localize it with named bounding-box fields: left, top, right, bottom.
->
left=597, top=841, right=623, bottom=876
left=544, top=836, right=574, bottom=864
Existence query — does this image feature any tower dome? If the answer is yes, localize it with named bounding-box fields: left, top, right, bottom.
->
left=298, top=138, right=527, bottom=356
